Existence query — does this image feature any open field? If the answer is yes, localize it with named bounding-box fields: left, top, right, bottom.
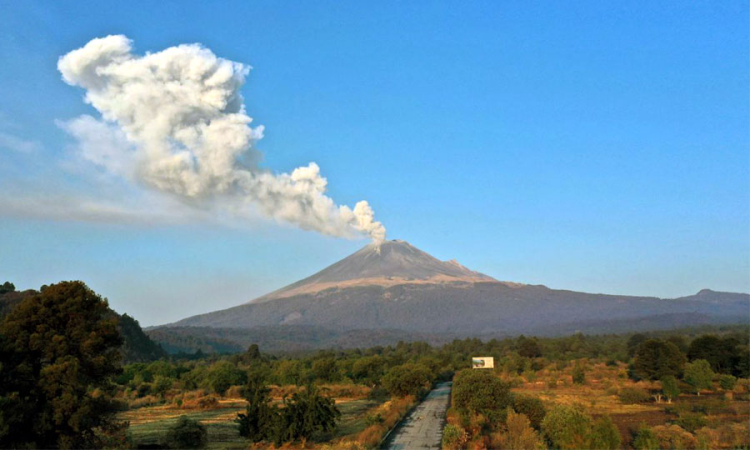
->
left=121, top=391, right=385, bottom=449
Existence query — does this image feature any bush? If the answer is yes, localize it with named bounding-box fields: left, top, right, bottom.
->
left=633, top=424, right=660, bottom=450
left=675, top=412, right=707, bottom=433
left=205, top=361, right=246, bottom=395
left=651, top=425, right=697, bottom=450
left=452, top=369, right=512, bottom=423
left=152, top=375, right=173, bottom=397
left=618, top=387, right=650, bottom=404
left=572, top=363, right=586, bottom=385
left=496, top=410, right=544, bottom=450
left=719, top=374, right=737, bottom=391
left=237, top=381, right=340, bottom=445
left=442, top=424, right=469, bottom=450
left=589, top=416, right=621, bottom=450
left=382, top=364, right=432, bottom=398
left=512, top=395, right=546, bottom=430
left=541, top=404, right=592, bottom=450
left=165, top=416, right=207, bottom=449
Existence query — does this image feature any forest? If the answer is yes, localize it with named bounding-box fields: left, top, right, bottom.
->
left=0, top=281, right=748, bottom=449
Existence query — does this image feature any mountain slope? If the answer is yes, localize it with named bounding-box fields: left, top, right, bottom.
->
left=163, top=240, right=749, bottom=338
left=253, top=239, right=496, bottom=302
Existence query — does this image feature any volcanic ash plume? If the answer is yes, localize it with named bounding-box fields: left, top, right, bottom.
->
left=57, top=35, right=385, bottom=242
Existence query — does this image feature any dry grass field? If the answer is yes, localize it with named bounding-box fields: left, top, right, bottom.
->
left=510, top=361, right=750, bottom=448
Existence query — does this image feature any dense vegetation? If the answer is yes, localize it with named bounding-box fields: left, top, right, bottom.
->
left=0, top=280, right=748, bottom=449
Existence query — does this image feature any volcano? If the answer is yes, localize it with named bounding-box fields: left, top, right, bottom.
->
left=154, top=240, right=749, bottom=353
left=252, top=239, right=498, bottom=303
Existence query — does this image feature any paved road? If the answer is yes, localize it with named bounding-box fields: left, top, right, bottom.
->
left=384, top=381, right=452, bottom=450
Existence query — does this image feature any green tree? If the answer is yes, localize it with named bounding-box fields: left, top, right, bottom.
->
left=244, top=344, right=262, bottom=362
left=687, top=335, right=736, bottom=374
left=382, top=363, right=432, bottom=398
left=627, top=333, right=648, bottom=357
left=718, top=374, right=736, bottom=391
left=205, top=360, right=246, bottom=395
left=661, top=375, right=680, bottom=403
left=0, top=281, right=15, bottom=295
left=588, top=415, right=621, bottom=450
left=633, top=340, right=686, bottom=380
left=452, top=369, right=512, bottom=422
left=512, top=394, right=546, bottom=430
left=497, top=410, right=545, bottom=450
left=572, top=362, right=586, bottom=385
left=517, top=335, right=543, bottom=358
left=311, top=357, right=339, bottom=383
left=683, top=359, right=714, bottom=395
left=0, top=281, right=126, bottom=449
left=666, top=336, right=688, bottom=353
left=274, top=384, right=340, bottom=444
left=351, top=355, right=384, bottom=386
left=541, top=404, right=592, bottom=450
left=165, top=416, right=206, bottom=449
left=152, top=375, right=173, bottom=397
left=236, top=374, right=277, bottom=442
left=274, top=359, right=306, bottom=385
left=632, top=424, right=659, bottom=450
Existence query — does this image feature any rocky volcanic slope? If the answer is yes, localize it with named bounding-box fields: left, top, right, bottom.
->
left=162, top=240, right=749, bottom=337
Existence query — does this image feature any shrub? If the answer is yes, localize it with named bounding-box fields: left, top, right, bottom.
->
left=382, top=364, right=432, bottom=398
left=205, top=361, right=246, bottom=395
left=364, top=413, right=384, bottom=426
left=572, top=363, right=586, bottom=385
left=541, top=404, right=592, bottom=450
left=274, top=384, right=340, bottom=444
left=588, top=415, right=621, bottom=450
left=237, top=381, right=340, bottom=445
left=719, top=374, right=737, bottom=391
left=675, top=412, right=707, bottom=433
left=495, top=410, right=545, bottom=450
left=715, top=422, right=750, bottom=448
left=152, top=375, right=173, bottom=397
left=618, top=387, right=650, bottom=404
left=651, top=424, right=697, bottom=450
left=512, top=394, right=546, bottom=430
left=165, top=416, right=207, bottom=449
left=632, top=424, right=659, bottom=450
left=442, top=424, right=469, bottom=450
left=452, top=369, right=512, bottom=423
left=696, top=427, right=720, bottom=450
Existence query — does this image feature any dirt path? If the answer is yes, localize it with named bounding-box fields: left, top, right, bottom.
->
left=384, top=381, right=452, bottom=450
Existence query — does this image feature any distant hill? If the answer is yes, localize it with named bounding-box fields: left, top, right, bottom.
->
left=0, top=282, right=166, bottom=363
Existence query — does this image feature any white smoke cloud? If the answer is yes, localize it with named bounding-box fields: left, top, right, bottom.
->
left=57, top=35, right=385, bottom=242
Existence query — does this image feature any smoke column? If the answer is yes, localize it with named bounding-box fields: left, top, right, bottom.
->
left=57, top=35, right=386, bottom=241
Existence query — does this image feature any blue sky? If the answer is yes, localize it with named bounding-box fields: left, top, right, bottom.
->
left=1, top=1, right=748, bottom=325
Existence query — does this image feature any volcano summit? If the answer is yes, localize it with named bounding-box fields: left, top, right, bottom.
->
left=251, top=239, right=498, bottom=303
